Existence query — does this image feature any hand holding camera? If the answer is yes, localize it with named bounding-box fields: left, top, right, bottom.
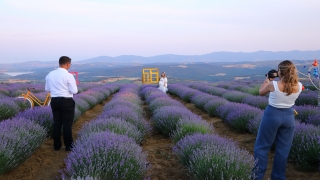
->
left=265, top=69, right=279, bottom=81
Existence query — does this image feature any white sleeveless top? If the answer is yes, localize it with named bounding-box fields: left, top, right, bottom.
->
left=269, top=81, right=302, bottom=108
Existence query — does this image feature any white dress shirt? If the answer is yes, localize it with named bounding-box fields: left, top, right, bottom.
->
left=45, top=68, right=78, bottom=97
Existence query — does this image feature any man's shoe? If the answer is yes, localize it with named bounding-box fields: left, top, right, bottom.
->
left=54, top=147, right=61, bottom=151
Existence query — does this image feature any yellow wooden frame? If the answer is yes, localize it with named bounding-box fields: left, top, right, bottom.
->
left=142, top=68, right=159, bottom=84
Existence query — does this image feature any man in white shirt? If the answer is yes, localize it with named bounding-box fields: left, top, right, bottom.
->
left=45, top=56, right=78, bottom=151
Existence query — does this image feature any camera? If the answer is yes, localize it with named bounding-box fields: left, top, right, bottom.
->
left=265, top=69, right=279, bottom=79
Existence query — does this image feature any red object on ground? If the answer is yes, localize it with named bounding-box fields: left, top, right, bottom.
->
left=302, top=85, right=305, bottom=91
left=69, top=72, right=80, bottom=85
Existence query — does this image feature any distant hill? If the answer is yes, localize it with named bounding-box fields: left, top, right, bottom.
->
left=0, top=50, right=319, bottom=71
left=6, top=60, right=311, bottom=83
left=78, top=50, right=320, bottom=64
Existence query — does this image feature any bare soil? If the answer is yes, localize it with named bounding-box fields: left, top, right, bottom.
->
left=0, top=97, right=113, bottom=180
left=141, top=104, right=190, bottom=180
left=170, top=95, right=320, bottom=180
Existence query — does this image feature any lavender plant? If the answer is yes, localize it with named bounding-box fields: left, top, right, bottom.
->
left=247, top=113, right=264, bottom=135
left=148, top=97, right=184, bottom=111
left=188, top=143, right=256, bottom=180
left=61, top=132, right=149, bottom=180
left=289, top=122, right=320, bottom=170
left=294, top=105, right=319, bottom=123
left=103, top=99, right=143, bottom=115
left=0, top=118, right=47, bottom=174
left=78, top=117, right=145, bottom=144
left=75, top=94, right=99, bottom=108
left=15, top=106, right=53, bottom=134
left=204, top=98, right=229, bottom=117
left=190, top=92, right=215, bottom=110
left=73, top=97, right=90, bottom=113
left=152, top=106, right=196, bottom=136
left=99, top=108, right=151, bottom=136
left=224, top=105, right=263, bottom=132
left=222, top=90, right=249, bottom=103
left=241, top=95, right=268, bottom=109
left=305, top=114, right=320, bottom=126
left=13, top=97, right=32, bottom=110
left=170, top=117, right=214, bottom=143
left=145, top=93, right=168, bottom=104
left=295, top=91, right=318, bottom=106
left=0, top=97, right=20, bottom=121
left=173, top=133, right=238, bottom=166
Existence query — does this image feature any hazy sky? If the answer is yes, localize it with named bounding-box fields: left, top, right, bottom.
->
left=0, top=0, right=319, bottom=63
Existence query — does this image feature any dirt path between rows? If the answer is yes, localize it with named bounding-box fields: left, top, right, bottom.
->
left=170, top=95, right=320, bottom=180
left=141, top=103, right=190, bottom=180
left=0, top=96, right=113, bottom=180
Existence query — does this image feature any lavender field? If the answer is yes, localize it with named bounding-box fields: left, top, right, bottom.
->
left=0, top=80, right=319, bottom=179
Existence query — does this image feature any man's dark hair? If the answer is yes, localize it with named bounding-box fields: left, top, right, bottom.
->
left=59, top=56, right=71, bottom=65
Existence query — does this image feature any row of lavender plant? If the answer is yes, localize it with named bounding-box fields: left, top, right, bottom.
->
left=188, top=83, right=320, bottom=127
left=0, top=84, right=120, bottom=175
left=169, top=83, right=320, bottom=171
left=0, top=83, right=94, bottom=97
left=0, top=83, right=100, bottom=121
left=140, top=85, right=256, bottom=179
left=216, top=81, right=319, bottom=106
left=61, top=84, right=151, bottom=180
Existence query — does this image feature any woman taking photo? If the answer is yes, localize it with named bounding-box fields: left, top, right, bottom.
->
left=254, top=60, right=302, bottom=180
left=158, top=72, right=168, bottom=93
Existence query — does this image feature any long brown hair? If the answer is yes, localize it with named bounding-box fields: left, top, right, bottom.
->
left=278, top=60, right=299, bottom=95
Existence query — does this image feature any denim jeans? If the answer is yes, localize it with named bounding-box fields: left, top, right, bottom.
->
left=253, top=105, right=295, bottom=180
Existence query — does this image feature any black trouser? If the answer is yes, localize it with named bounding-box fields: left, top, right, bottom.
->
left=50, top=97, right=75, bottom=149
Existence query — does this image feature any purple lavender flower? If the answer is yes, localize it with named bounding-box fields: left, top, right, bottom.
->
left=104, top=99, right=143, bottom=115
left=192, top=85, right=228, bottom=96
left=15, top=106, right=53, bottom=134
left=13, top=97, right=32, bottom=111
left=75, top=94, right=98, bottom=108
left=241, top=95, right=268, bottom=109
left=61, top=132, right=149, bottom=179
left=99, top=108, right=151, bottom=136
left=240, top=86, right=260, bottom=96
left=305, top=114, right=320, bottom=126
left=188, top=142, right=255, bottom=180
left=190, top=92, right=216, bottom=110
left=152, top=106, right=197, bottom=136
left=222, top=90, right=249, bottom=103
left=204, top=98, right=229, bottom=117
left=294, top=105, right=319, bottom=123
left=247, top=113, right=264, bottom=135
left=0, top=97, right=20, bottom=121
left=73, top=97, right=90, bottom=113
left=113, top=91, right=142, bottom=105
left=170, top=117, right=214, bottom=143
left=173, top=133, right=238, bottom=166
left=224, top=104, right=263, bottom=132
left=295, top=91, right=318, bottom=106
left=145, top=92, right=168, bottom=104
left=148, top=97, right=184, bottom=111
left=226, top=84, right=245, bottom=91
left=82, top=90, right=105, bottom=103
left=74, top=107, right=81, bottom=122
left=289, top=122, right=320, bottom=170
left=78, top=117, right=144, bottom=144
left=0, top=88, right=10, bottom=96
left=0, top=117, right=47, bottom=174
